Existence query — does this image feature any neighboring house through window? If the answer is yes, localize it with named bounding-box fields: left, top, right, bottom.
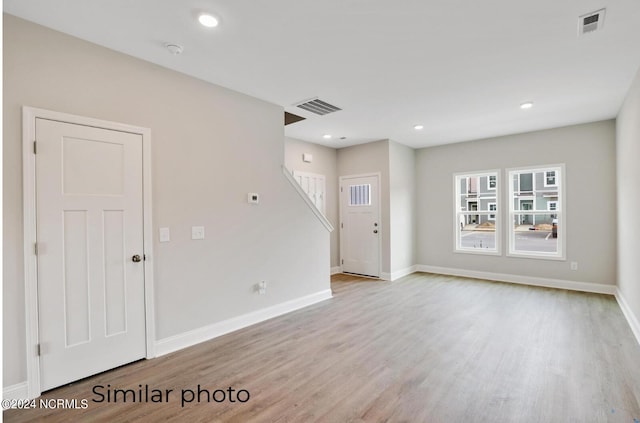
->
left=454, top=171, right=500, bottom=255
left=507, top=165, right=564, bottom=259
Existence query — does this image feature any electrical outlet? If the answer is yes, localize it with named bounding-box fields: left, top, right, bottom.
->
left=570, top=262, right=578, bottom=271
left=258, top=281, right=267, bottom=295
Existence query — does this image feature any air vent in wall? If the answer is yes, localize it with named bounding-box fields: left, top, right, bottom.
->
left=579, top=9, right=605, bottom=35
left=295, top=98, right=342, bottom=116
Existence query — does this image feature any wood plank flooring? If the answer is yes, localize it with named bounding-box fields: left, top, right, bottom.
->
left=5, top=272, right=640, bottom=422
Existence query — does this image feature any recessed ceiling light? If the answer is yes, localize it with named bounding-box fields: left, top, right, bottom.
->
left=323, top=134, right=332, bottom=139
left=198, top=13, right=219, bottom=28
left=414, top=124, right=424, bottom=130
left=520, top=102, right=534, bottom=109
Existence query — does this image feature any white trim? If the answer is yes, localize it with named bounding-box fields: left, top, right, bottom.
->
left=507, top=164, right=565, bottom=260
left=330, top=266, right=343, bottom=275
left=339, top=172, right=382, bottom=278
left=388, top=265, right=417, bottom=281
left=415, top=265, right=616, bottom=295
left=615, top=289, right=640, bottom=346
left=283, top=166, right=334, bottom=232
left=155, top=289, right=333, bottom=356
left=380, top=272, right=391, bottom=281
left=22, top=107, right=155, bottom=399
left=454, top=170, right=501, bottom=256
left=3, top=382, right=29, bottom=401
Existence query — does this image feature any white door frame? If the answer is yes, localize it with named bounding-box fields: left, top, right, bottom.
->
left=338, top=172, right=382, bottom=278
left=22, top=106, right=156, bottom=399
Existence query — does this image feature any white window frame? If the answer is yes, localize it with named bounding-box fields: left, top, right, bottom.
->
left=507, top=164, right=565, bottom=260
left=544, top=170, right=557, bottom=187
left=453, top=170, right=500, bottom=255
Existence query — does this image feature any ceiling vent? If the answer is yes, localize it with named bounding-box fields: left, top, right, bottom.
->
left=295, top=98, right=342, bottom=116
left=579, top=9, right=605, bottom=36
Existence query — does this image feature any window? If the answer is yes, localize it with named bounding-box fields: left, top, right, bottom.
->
left=488, top=202, right=497, bottom=220
left=454, top=171, right=500, bottom=254
left=488, top=175, right=497, bottom=190
left=508, top=165, right=564, bottom=259
left=544, top=170, right=557, bottom=187
left=349, top=184, right=371, bottom=206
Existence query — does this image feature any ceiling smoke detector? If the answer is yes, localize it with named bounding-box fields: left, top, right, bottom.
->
left=165, top=43, right=184, bottom=55
left=579, top=9, right=606, bottom=36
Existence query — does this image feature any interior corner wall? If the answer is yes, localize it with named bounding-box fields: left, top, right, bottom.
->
left=616, top=66, right=640, bottom=327
left=389, top=141, right=416, bottom=275
left=284, top=137, right=339, bottom=268
left=416, top=120, right=617, bottom=286
left=3, top=14, right=330, bottom=389
left=337, top=140, right=391, bottom=275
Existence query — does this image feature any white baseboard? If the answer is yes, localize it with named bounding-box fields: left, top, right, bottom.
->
left=415, top=265, right=617, bottom=295
left=330, top=266, right=342, bottom=275
left=616, top=289, right=640, bottom=346
left=155, top=289, right=333, bottom=357
left=388, top=265, right=417, bottom=281
left=3, top=382, right=29, bottom=400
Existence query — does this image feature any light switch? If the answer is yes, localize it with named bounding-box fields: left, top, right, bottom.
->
left=192, top=226, right=205, bottom=240
left=159, top=227, right=170, bottom=243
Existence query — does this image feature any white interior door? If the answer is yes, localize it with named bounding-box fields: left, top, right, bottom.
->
left=36, top=118, right=146, bottom=391
left=340, top=174, right=380, bottom=277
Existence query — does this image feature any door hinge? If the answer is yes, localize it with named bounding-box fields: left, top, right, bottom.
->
left=33, top=141, right=37, bottom=154
left=341, top=259, right=344, bottom=265
left=36, top=343, right=41, bottom=356
left=340, top=186, right=343, bottom=192
left=341, top=222, right=343, bottom=229
left=34, top=243, right=38, bottom=255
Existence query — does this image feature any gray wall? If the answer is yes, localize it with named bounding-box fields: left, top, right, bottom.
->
left=337, top=140, right=391, bottom=275
left=389, top=141, right=416, bottom=274
left=617, top=67, right=640, bottom=325
left=284, top=137, right=339, bottom=268
left=3, top=15, right=330, bottom=388
left=416, top=120, right=617, bottom=285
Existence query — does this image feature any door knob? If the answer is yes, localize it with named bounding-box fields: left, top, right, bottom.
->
left=373, top=230, right=378, bottom=234
left=132, top=254, right=142, bottom=263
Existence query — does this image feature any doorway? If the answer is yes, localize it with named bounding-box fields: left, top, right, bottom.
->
left=339, top=174, right=381, bottom=278
left=23, top=107, right=155, bottom=397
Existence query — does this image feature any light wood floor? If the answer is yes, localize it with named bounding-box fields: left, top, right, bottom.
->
left=5, top=272, right=640, bottom=422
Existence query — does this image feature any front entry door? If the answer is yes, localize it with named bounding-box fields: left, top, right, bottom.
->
left=36, top=118, right=146, bottom=391
left=340, top=174, right=380, bottom=277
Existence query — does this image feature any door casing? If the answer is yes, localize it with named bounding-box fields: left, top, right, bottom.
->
left=22, top=106, right=156, bottom=399
left=338, top=172, right=382, bottom=278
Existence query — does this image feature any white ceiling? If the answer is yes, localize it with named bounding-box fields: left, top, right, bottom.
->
left=4, top=0, right=640, bottom=148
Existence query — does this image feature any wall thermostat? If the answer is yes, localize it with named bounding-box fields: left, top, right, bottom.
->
left=302, top=153, right=313, bottom=163
left=248, top=193, right=259, bottom=204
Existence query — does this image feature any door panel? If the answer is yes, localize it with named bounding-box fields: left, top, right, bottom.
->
left=36, top=118, right=146, bottom=391
left=340, top=175, right=380, bottom=277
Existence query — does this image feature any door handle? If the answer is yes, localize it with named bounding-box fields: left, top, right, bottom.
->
left=373, top=230, right=378, bottom=234
left=132, top=254, right=142, bottom=263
